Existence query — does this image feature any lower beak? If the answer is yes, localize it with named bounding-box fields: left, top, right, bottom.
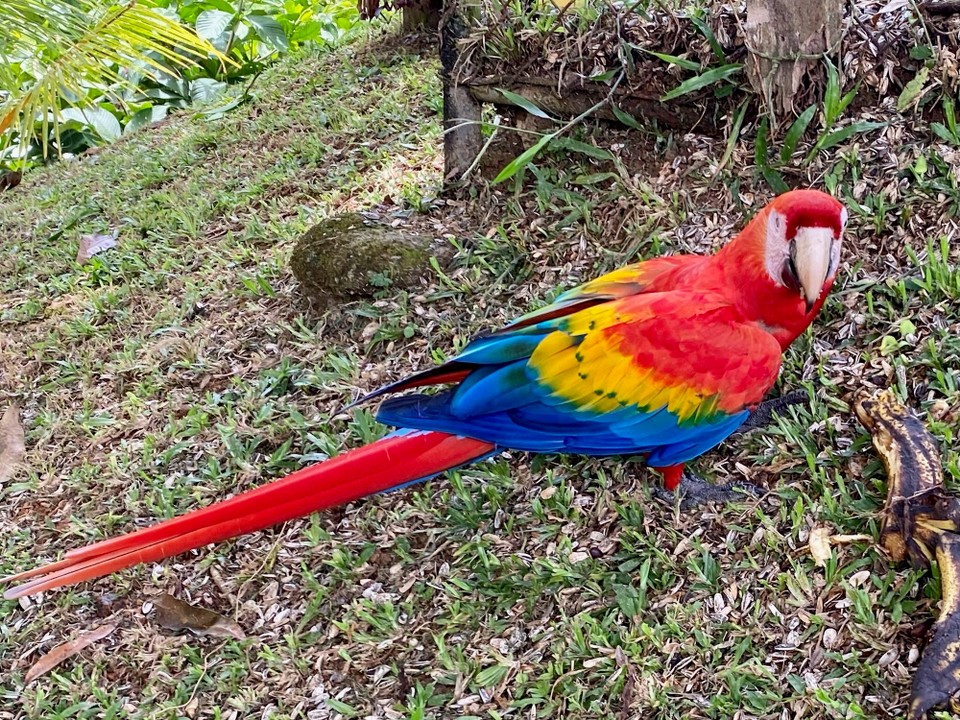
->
left=792, top=228, right=834, bottom=313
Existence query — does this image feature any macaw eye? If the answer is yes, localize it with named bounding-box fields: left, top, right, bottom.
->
left=781, top=255, right=801, bottom=293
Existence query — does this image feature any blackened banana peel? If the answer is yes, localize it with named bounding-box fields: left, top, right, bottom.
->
left=854, top=390, right=960, bottom=719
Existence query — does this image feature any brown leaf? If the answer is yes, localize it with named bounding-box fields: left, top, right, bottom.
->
left=76, top=232, right=118, bottom=264
left=24, top=623, right=117, bottom=684
left=151, top=593, right=246, bottom=640
left=808, top=526, right=833, bottom=567
left=0, top=404, right=26, bottom=484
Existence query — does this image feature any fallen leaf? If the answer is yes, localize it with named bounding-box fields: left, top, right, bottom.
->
left=151, top=593, right=246, bottom=640
left=24, top=623, right=117, bottom=683
left=830, top=533, right=873, bottom=545
left=809, top=526, right=833, bottom=567
left=76, top=232, right=118, bottom=264
left=0, top=404, right=26, bottom=484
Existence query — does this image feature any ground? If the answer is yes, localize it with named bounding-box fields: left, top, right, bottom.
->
left=1, top=16, right=960, bottom=720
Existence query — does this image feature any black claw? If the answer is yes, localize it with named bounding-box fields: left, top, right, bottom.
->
left=653, top=471, right=767, bottom=510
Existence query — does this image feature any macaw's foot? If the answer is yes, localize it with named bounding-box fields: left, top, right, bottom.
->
left=652, top=470, right=767, bottom=510
left=732, top=389, right=810, bottom=436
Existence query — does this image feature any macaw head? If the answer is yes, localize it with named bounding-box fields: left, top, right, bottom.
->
left=715, top=188, right=847, bottom=348
left=762, top=189, right=847, bottom=313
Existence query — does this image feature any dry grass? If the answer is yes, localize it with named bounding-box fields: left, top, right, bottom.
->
left=1, top=7, right=959, bottom=720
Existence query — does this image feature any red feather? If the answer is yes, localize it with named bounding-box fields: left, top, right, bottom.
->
left=3, top=432, right=494, bottom=598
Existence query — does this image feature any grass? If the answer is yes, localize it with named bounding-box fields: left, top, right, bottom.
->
left=2, top=16, right=960, bottom=720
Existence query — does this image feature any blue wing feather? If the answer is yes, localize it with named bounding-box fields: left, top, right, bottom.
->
left=377, top=391, right=748, bottom=466
left=454, top=334, right=549, bottom=365
left=450, top=361, right=536, bottom=418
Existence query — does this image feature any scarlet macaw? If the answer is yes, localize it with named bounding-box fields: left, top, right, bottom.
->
left=4, top=188, right=846, bottom=599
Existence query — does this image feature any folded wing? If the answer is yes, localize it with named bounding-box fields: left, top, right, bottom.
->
left=377, top=291, right=783, bottom=466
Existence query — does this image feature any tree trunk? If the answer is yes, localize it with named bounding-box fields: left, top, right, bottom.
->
left=401, top=0, right=442, bottom=31
left=744, top=0, right=842, bottom=118
left=440, top=3, right=483, bottom=184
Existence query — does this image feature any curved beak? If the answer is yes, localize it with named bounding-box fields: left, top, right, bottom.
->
left=791, top=227, right=834, bottom=313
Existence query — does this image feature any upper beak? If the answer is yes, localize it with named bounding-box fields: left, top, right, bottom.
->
left=791, top=227, right=834, bottom=313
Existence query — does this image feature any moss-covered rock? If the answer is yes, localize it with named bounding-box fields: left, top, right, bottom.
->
left=290, top=213, right=452, bottom=300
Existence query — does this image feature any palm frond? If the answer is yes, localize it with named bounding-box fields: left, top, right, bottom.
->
left=0, top=0, right=227, bottom=157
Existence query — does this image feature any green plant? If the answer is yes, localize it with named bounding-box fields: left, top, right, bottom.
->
left=804, top=59, right=884, bottom=163
left=0, top=0, right=361, bottom=171
left=932, top=93, right=960, bottom=145
left=0, top=0, right=221, bottom=165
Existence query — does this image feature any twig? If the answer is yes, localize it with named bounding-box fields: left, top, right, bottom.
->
left=550, top=69, right=626, bottom=140
left=460, top=114, right=502, bottom=180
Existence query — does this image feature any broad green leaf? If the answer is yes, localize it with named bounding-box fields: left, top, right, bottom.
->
left=290, top=19, right=324, bottom=43
left=61, top=106, right=121, bottom=142
left=247, top=15, right=289, bottom=51
left=496, top=88, right=555, bottom=120
left=196, top=9, right=234, bottom=42
left=589, top=68, right=619, bottom=82
left=912, top=154, right=928, bottom=177
left=838, top=82, right=860, bottom=116
left=190, top=77, right=228, bottom=103
left=196, top=0, right=236, bottom=14
left=714, top=83, right=735, bottom=99
left=754, top=119, right=791, bottom=193
left=762, top=167, right=790, bottom=194
left=644, top=50, right=700, bottom=71
left=931, top=122, right=958, bottom=144
left=897, top=68, right=931, bottom=112
left=690, top=15, right=725, bottom=61
left=493, top=132, right=556, bottom=184
left=572, top=172, right=619, bottom=185
left=755, top=117, right=770, bottom=168
left=614, top=583, right=645, bottom=616
left=325, top=698, right=358, bottom=717
left=944, top=94, right=957, bottom=136
left=201, top=95, right=245, bottom=121
left=611, top=104, right=643, bottom=130
left=661, top=64, right=741, bottom=102
left=823, top=59, right=841, bottom=125
left=879, top=335, right=901, bottom=356
left=811, top=121, right=885, bottom=157
left=475, top=663, right=510, bottom=687
left=124, top=104, right=169, bottom=135
left=554, top=136, right=614, bottom=161
left=780, top=103, right=816, bottom=163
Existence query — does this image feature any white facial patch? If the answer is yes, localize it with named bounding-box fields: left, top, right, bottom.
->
left=763, top=209, right=789, bottom=284
left=764, top=208, right=843, bottom=289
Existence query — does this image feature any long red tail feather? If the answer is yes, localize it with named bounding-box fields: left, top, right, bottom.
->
left=3, top=431, right=495, bottom=599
